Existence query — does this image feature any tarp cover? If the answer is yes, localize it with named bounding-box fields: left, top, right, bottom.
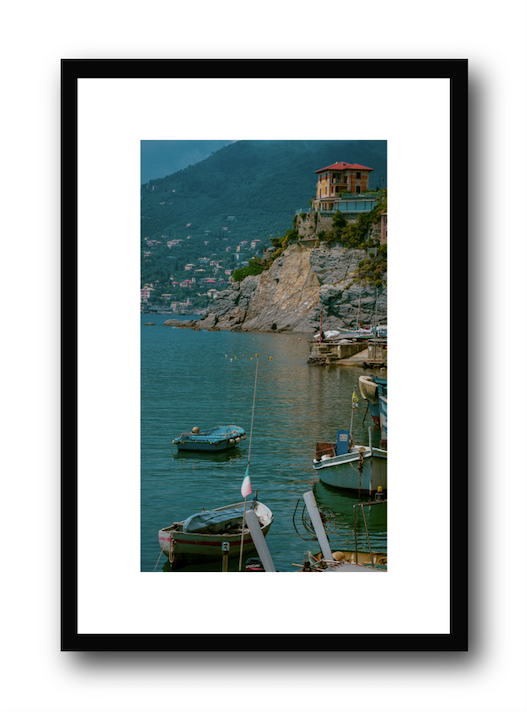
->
left=179, top=425, right=244, bottom=443
left=182, top=505, right=249, bottom=534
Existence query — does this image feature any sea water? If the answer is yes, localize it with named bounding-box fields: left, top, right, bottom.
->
left=141, top=313, right=387, bottom=572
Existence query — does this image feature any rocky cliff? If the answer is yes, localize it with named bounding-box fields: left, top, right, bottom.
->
left=198, top=241, right=387, bottom=334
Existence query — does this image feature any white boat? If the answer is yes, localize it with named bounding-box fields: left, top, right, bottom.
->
left=379, top=394, right=387, bottom=447
left=358, top=375, right=387, bottom=427
left=313, top=429, right=387, bottom=495
left=158, top=500, right=273, bottom=570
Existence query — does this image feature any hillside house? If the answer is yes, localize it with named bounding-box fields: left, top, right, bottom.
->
left=312, top=162, right=378, bottom=213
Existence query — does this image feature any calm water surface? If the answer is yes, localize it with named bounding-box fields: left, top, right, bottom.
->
left=141, top=313, right=387, bottom=572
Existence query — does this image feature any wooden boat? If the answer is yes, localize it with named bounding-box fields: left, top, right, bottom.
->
left=358, top=375, right=387, bottom=427
left=313, top=429, right=387, bottom=495
left=158, top=500, right=273, bottom=569
left=379, top=394, right=387, bottom=447
left=302, top=549, right=387, bottom=572
left=172, top=424, right=246, bottom=452
left=294, top=491, right=387, bottom=572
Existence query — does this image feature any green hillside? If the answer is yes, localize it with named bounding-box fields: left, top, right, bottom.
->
left=140, top=139, right=387, bottom=307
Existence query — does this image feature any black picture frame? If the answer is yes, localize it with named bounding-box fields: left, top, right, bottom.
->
left=62, top=59, right=468, bottom=652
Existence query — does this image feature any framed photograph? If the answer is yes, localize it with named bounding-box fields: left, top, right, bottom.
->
left=62, top=59, right=467, bottom=651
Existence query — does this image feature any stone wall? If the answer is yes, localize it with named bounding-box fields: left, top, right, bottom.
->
left=295, top=211, right=359, bottom=239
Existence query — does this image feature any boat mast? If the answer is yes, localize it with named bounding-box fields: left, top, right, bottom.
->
left=239, top=356, right=259, bottom=571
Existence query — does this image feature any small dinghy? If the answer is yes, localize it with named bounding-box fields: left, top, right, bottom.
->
left=158, top=500, right=273, bottom=570
left=172, top=425, right=246, bottom=452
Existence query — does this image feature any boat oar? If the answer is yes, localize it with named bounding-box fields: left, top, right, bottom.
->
left=245, top=509, right=276, bottom=572
left=303, top=491, right=334, bottom=562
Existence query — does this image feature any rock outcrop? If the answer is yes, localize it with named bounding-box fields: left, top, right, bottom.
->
left=199, top=242, right=387, bottom=333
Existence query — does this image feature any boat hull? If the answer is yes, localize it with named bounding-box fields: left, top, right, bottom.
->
left=173, top=425, right=246, bottom=452
left=313, top=447, right=387, bottom=494
left=158, top=501, right=273, bottom=570
left=175, top=439, right=237, bottom=452
left=359, top=375, right=387, bottom=427
left=379, top=395, right=387, bottom=447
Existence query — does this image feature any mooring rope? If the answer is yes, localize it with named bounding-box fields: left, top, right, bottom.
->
left=153, top=540, right=166, bottom=572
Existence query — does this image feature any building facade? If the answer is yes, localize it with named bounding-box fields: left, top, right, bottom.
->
left=313, top=161, right=374, bottom=212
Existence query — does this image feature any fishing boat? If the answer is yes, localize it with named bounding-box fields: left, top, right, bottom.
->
left=379, top=394, right=387, bottom=447
left=158, top=500, right=274, bottom=570
left=313, top=426, right=387, bottom=495
left=172, top=425, right=246, bottom=452
left=358, top=375, right=387, bottom=427
left=293, top=491, right=387, bottom=572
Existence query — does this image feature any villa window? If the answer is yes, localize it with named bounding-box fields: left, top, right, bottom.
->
left=356, top=172, right=361, bottom=179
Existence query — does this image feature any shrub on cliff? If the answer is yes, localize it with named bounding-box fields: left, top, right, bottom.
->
left=232, top=257, right=265, bottom=282
left=354, top=244, right=387, bottom=288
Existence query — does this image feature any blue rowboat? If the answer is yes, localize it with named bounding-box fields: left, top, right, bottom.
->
left=172, top=424, right=246, bottom=452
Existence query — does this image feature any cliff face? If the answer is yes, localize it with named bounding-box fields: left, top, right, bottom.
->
left=199, top=242, right=387, bottom=333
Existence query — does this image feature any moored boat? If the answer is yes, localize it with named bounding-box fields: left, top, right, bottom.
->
left=302, top=549, right=387, bottom=572
left=358, top=375, right=387, bottom=427
left=379, top=394, right=387, bottom=447
left=158, top=500, right=273, bottom=570
left=172, top=424, right=246, bottom=452
left=313, top=427, right=387, bottom=495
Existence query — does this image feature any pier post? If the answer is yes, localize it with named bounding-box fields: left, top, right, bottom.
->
left=222, top=542, right=230, bottom=572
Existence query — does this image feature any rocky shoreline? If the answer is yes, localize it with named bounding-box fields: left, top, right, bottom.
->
left=172, top=242, right=387, bottom=334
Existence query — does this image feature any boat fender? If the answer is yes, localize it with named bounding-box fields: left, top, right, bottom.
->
left=332, top=551, right=346, bottom=561
left=229, top=439, right=235, bottom=444
left=235, top=437, right=240, bottom=444
left=192, top=427, right=200, bottom=434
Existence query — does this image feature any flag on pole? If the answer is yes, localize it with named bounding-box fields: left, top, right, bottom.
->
left=241, top=467, right=252, bottom=497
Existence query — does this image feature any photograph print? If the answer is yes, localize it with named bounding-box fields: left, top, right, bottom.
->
left=140, top=139, right=388, bottom=574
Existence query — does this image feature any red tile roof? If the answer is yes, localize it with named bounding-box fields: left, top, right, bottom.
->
left=314, top=162, right=374, bottom=173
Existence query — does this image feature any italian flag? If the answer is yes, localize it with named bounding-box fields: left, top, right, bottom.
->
left=241, top=467, right=252, bottom=498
